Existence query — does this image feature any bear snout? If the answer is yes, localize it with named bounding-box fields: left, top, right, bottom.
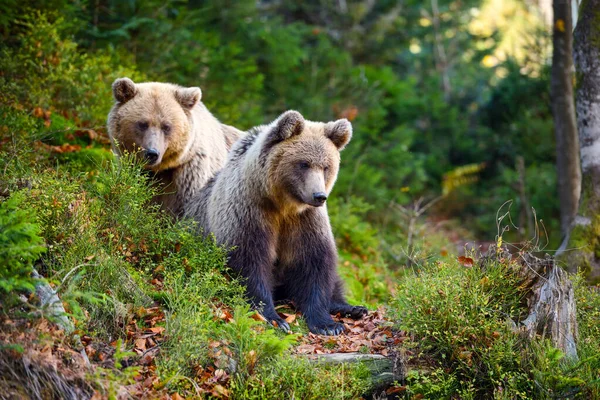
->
left=144, top=148, right=160, bottom=165
left=312, top=192, right=327, bottom=206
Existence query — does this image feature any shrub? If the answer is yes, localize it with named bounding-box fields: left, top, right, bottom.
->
left=0, top=12, right=144, bottom=125
left=391, top=257, right=533, bottom=398
left=0, top=192, right=46, bottom=297
left=329, top=196, right=391, bottom=305
left=232, top=356, right=371, bottom=400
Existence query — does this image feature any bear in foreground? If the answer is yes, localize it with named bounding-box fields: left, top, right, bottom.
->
left=185, top=110, right=368, bottom=335
left=107, top=78, right=243, bottom=217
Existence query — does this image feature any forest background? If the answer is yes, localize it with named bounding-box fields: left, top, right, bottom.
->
left=3, top=1, right=600, bottom=399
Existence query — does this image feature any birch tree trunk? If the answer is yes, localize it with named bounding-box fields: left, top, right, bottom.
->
left=565, top=0, right=600, bottom=282
left=552, top=0, right=581, bottom=244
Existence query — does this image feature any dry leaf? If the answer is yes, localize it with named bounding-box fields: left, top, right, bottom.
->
left=458, top=256, right=474, bottom=267
left=135, top=338, right=146, bottom=351
left=250, top=312, right=266, bottom=322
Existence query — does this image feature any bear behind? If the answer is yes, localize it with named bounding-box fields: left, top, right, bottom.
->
left=185, top=110, right=367, bottom=335
left=107, top=78, right=243, bottom=216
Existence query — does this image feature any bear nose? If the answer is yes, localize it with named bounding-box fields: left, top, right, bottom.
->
left=312, top=192, right=327, bottom=204
left=144, top=148, right=159, bottom=164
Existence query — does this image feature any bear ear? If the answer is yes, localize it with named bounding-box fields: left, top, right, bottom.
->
left=175, top=87, right=202, bottom=109
left=112, top=78, right=138, bottom=103
left=326, top=119, right=352, bottom=150
left=267, top=110, right=305, bottom=144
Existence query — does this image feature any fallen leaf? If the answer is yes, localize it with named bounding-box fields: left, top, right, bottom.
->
left=386, top=386, right=406, bottom=394
left=135, top=338, right=146, bottom=351
left=218, top=310, right=233, bottom=322
left=296, top=344, right=316, bottom=354
left=211, top=384, right=230, bottom=398
left=283, top=313, right=296, bottom=323
left=458, top=256, right=474, bottom=267
left=251, top=312, right=266, bottom=322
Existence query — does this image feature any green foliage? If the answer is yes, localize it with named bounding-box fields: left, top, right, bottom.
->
left=232, top=356, right=371, bottom=400
left=221, top=307, right=298, bottom=382
left=391, top=258, right=532, bottom=397
left=329, top=196, right=391, bottom=305
left=0, top=12, right=144, bottom=124
left=89, top=339, right=140, bottom=398
left=392, top=258, right=600, bottom=398
left=0, top=192, right=46, bottom=295
left=405, top=368, right=473, bottom=399
left=0, top=106, right=46, bottom=177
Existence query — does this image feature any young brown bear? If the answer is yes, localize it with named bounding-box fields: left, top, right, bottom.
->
left=107, top=78, right=243, bottom=216
left=185, top=110, right=368, bottom=335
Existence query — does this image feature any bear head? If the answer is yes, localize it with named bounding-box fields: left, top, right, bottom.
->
left=263, top=110, right=352, bottom=209
left=107, top=77, right=201, bottom=171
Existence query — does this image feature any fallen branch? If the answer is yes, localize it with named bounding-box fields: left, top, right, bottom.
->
left=32, top=269, right=91, bottom=367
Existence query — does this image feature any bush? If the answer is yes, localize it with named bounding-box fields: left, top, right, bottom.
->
left=391, top=257, right=533, bottom=398
left=329, top=196, right=392, bottom=305
left=392, top=255, right=600, bottom=399
left=232, top=356, right=371, bottom=400
left=0, top=192, right=46, bottom=297
left=0, top=12, right=144, bottom=125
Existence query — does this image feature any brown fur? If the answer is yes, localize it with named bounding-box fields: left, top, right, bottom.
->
left=107, top=78, right=243, bottom=216
left=185, top=111, right=367, bottom=335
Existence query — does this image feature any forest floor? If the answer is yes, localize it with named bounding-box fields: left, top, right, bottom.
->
left=1, top=297, right=409, bottom=399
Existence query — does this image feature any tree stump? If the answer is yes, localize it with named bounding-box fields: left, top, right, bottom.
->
left=518, top=253, right=579, bottom=360
left=483, top=248, right=579, bottom=360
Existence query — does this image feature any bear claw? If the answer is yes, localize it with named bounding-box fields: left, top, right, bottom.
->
left=310, top=322, right=345, bottom=336
left=269, top=317, right=291, bottom=333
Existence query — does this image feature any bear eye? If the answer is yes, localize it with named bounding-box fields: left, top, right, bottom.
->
left=299, top=161, right=310, bottom=169
left=324, top=166, right=329, bottom=172
left=161, top=123, right=171, bottom=134
left=136, top=121, right=149, bottom=131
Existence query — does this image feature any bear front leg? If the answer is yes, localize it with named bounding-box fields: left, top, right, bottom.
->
left=329, top=277, right=368, bottom=320
left=228, top=231, right=290, bottom=333
left=282, top=233, right=344, bottom=336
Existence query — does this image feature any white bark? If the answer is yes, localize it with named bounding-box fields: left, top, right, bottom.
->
left=573, top=0, right=600, bottom=173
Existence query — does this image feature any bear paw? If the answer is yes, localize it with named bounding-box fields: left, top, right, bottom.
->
left=345, top=305, right=368, bottom=320
left=331, top=304, right=368, bottom=320
left=268, top=316, right=291, bottom=333
left=309, top=322, right=345, bottom=336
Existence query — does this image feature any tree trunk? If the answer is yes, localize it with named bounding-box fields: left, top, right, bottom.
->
left=565, top=0, right=600, bottom=282
left=551, top=0, right=581, bottom=247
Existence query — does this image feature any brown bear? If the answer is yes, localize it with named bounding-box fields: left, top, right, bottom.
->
left=185, top=110, right=368, bottom=335
left=107, top=78, right=243, bottom=217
